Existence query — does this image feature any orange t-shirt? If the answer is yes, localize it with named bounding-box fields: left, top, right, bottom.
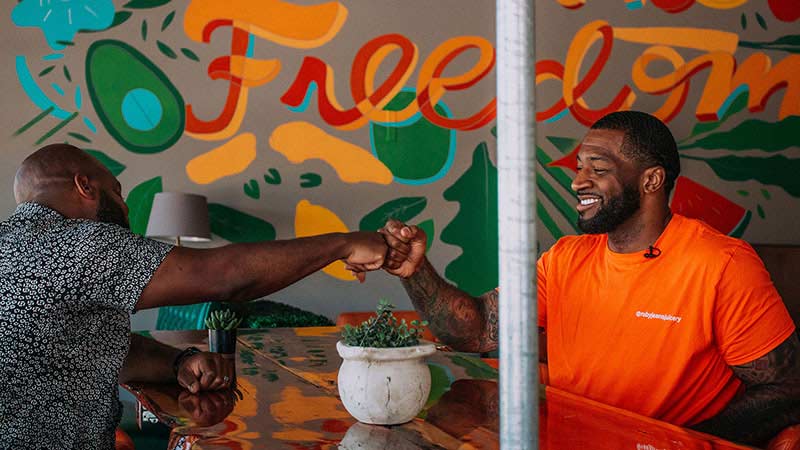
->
left=537, top=214, right=795, bottom=426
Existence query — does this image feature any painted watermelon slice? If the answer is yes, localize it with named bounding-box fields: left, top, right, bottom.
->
left=670, top=176, right=752, bottom=237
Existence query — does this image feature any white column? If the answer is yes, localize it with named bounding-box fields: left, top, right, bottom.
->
left=496, top=0, right=538, bottom=448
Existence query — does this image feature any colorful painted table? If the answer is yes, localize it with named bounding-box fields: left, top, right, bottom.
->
left=122, top=327, right=757, bottom=450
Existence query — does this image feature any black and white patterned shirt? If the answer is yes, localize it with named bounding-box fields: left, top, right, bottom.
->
left=0, top=203, right=172, bottom=449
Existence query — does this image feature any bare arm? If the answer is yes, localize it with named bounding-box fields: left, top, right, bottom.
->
left=402, top=257, right=499, bottom=353
left=136, top=231, right=395, bottom=310
left=120, top=334, right=233, bottom=393
left=691, top=332, right=800, bottom=446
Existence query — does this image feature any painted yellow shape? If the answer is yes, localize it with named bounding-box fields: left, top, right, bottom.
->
left=185, top=0, right=347, bottom=49
left=294, top=200, right=355, bottom=281
left=270, top=121, right=393, bottom=185
left=696, top=0, right=748, bottom=9
left=294, top=326, right=340, bottom=337
left=229, top=56, right=281, bottom=87
left=614, top=26, right=738, bottom=53
left=294, top=370, right=338, bottom=388
left=287, top=356, right=307, bottom=362
left=232, top=378, right=259, bottom=417
left=270, top=386, right=351, bottom=424
left=186, top=133, right=257, bottom=184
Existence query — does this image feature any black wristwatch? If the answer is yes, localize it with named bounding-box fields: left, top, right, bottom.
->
left=173, top=346, right=202, bottom=376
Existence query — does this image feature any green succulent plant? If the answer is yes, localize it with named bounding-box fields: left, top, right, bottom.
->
left=341, top=299, right=429, bottom=348
left=205, top=309, right=242, bottom=331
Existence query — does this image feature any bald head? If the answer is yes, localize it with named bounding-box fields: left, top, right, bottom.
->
left=14, top=144, right=109, bottom=204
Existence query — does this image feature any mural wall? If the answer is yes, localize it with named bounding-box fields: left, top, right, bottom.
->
left=2, top=0, right=798, bottom=324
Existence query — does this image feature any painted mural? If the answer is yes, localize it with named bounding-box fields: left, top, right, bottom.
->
left=3, top=0, right=798, bottom=317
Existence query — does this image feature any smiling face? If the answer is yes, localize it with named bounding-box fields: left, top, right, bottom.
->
left=572, top=129, right=643, bottom=234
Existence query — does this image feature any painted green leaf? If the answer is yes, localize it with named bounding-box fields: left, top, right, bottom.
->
left=418, top=219, right=435, bottom=251
left=67, top=132, right=91, bottom=143
left=123, top=0, right=172, bottom=8
left=180, top=48, right=199, bottom=62
left=681, top=116, right=800, bottom=152
left=737, top=190, right=750, bottom=197
left=38, top=65, right=55, bottom=77
left=208, top=203, right=276, bottom=243
left=141, top=20, right=148, bottom=41
left=370, top=90, right=453, bottom=183
left=263, top=168, right=282, bottom=185
left=491, top=125, right=497, bottom=137
left=425, top=363, right=454, bottom=407
left=441, top=143, right=498, bottom=297
left=761, top=189, right=771, bottom=200
left=757, top=204, right=766, bottom=219
left=161, top=11, right=175, bottom=31
left=80, top=10, right=131, bottom=33
left=84, top=149, right=126, bottom=176
left=125, top=176, right=162, bottom=235
left=446, top=354, right=498, bottom=380
left=683, top=154, right=800, bottom=197
left=62, top=66, right=72, bottom=82
left=688, top=92, right=748, bottom=137
left=546, top=136, right=581, bottom=154
left=740, top=13, right=747, bottom=30
left=739, top=34, right=800, bottom=53
left=359, top=197, right=427, bottom=231
left=299, top=173, right=322, bottom=188
left=243, top=179, right=260, bottom=199
left=156, top=41, right=177, bottom=59
left=755, top=12, right=767, bottom=30
left=56, top=40, right=75, bottom=47
left=537, top=200, right=564, bottom=240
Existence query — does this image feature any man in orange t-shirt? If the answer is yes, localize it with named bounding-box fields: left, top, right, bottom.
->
left=374, top=111, right=800, bottom=446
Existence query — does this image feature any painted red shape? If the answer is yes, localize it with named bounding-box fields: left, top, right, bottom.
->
left=548, top=144, right=581, bottom=173
left=651, top=0, right=696, bottom=13
left=670, top=176, right=748, bottom=235
left=769, top=0, right=800, bottom=22
left=185, top=27, right=250, bottom=134
left=321, top=418, right=350, bottom=433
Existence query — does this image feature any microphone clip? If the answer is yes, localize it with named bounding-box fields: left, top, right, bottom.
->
left=644, top=245, right=662, bottom=259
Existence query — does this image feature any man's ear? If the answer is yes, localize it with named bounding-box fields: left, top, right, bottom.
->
left=74, top=174, right=97, bottom=200
left=642, top=166, right=666, bottom=194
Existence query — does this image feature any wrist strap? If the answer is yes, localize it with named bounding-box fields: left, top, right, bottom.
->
left=173, top=346, right=202, bottom=376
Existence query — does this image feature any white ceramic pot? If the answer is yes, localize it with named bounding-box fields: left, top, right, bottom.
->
left=336, top=340, right=437, bottom=425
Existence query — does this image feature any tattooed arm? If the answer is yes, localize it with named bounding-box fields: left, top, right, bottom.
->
left=691, top=332, right=800, bottom=446
left=401, top=257, right=500, bottom=353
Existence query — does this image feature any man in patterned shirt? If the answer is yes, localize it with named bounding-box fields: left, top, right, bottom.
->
left=0, top=144, right=401, bottom=449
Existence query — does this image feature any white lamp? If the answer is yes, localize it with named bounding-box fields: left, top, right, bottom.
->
left=145, top=192, right=211, bottom=246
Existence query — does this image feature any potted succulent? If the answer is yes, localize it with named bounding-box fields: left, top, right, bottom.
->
left=336, top=300, right=436, bottom=425
left=205, top=309, right=242, bottom=355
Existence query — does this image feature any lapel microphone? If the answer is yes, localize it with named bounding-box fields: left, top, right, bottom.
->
left=644, top=245, right=662, bottom=259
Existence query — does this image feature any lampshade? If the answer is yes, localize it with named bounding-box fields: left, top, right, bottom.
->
left=145, top=192, right=211, bottom=242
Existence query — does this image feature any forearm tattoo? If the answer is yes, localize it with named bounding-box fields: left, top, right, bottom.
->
left=691, top=332, right=800, bottom=446
left=401, top=258, right=499, bottom=352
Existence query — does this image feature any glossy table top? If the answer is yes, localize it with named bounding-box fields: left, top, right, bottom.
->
left=123, top=327, right=756, bottom=450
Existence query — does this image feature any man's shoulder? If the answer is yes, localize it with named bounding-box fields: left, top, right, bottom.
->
left=550, top=233, right=605, bottom=253
left=671, top=214, right=753, bottom=256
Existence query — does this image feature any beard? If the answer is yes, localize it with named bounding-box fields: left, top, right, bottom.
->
left=97, top=190, right=130, bottom=229
left=577, top=183, right=641, bottom=234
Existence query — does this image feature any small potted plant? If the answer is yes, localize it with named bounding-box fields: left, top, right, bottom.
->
left=336, top=300, right=436, bottom=425
left=205, top=309, right=242, bottom=355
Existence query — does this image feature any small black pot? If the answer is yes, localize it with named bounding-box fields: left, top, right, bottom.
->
left=208, top=329, right=237, bottom=354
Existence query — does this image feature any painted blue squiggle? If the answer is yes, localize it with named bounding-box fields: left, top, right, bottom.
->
left=716, top=85, right=749, bottom=119
left=43, top=53, right=64, bottom=61
left=287, top=82, right=318, bottom=113
left=543, top=108, right=569, bottom=124
left=51, top=83, right=65, bottom=96
left=15, top=55, right=70, bottom=120
left=625, top=0, right=644, bottom=10
left=246, top=34, right=255, bottom=58
left=83, top=117, right=97, bottom=133
left=74, top=86, right=82, bottom=110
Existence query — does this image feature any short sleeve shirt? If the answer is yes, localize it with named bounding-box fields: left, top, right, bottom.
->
left=0, top=203, right=172, bottom=449
left=537, top=214, right=795, bottom=425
